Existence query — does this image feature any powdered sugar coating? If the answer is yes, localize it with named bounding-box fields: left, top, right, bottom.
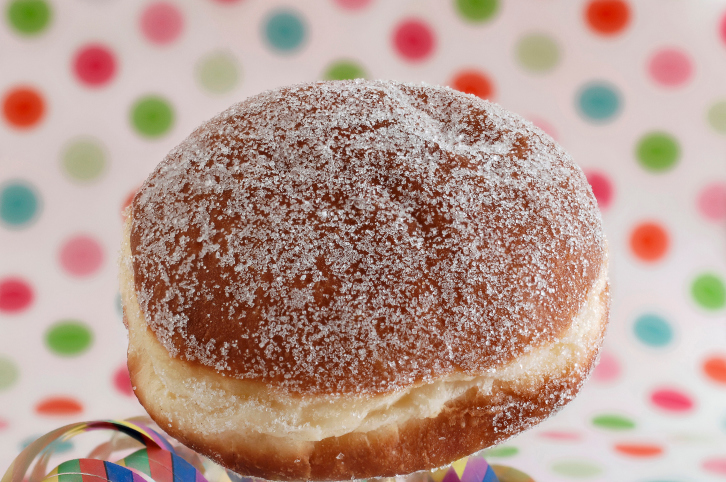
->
left=130, top=80, right=605, bottom=395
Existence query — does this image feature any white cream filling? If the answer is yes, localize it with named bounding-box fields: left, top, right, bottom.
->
left=120, top=217, right=608, bottom=442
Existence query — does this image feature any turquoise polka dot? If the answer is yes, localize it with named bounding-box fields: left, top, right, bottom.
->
left=634, top=313, right=673, bottom=347
left=0, top=181, right=40, bottom=227
left=577, top=82, right=621, bottom=122
left=264, top=10, right=306, bottom=52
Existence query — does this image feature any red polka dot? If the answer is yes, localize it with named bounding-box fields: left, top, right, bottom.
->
left=0, top=277, right=34, bottom=314
left=35, top=396, right=84, bottom=416
left=2, top=87, right=45, bottom=129
left=614, top=443, right=664, bottom=457
left=451, top=70, right=494, bottom=100
left=630, top=222, right=669, bottom=262
left=704, top=458, right=726, bottom=475
left=73, top=44, right=116, bottom=87
left=703, top=355, right=726, bottom=384
left=698, top=182, right=726, bottom=222
left=393, top=19, right=435, bottom=62
left=585, top=0, right=630, bottom=36
left=584, top=171, right=613, bottom=210
left=592, top=351, right=620, bottom=382
left=121, top=188, right=138, bottom=220
left=539, top=431, right=581, bottom=441
left=648, top=48, right=692, bottom=87
left=140, top=2, right=184, bottom=45
left=650, top=388, right=694, bottom=412
left=114, top=365, right=134, bottom=396
left=59, top=235, right=104, bottom=277
left=334, top=0, right=372, bottom=9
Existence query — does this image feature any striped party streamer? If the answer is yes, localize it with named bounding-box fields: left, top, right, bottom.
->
left=2, top=418, right=531, bottom=482
left=431, top=455, right=500, bottom=482
left=1, top=420, right=206, bottom=482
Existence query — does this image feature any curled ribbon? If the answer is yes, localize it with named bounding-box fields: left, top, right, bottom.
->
left=2, top=418, right=532, bottom=482
left=2, top=420, right=207, bottom=482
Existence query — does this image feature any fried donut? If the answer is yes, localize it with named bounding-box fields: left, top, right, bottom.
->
left=119, top=80, right=609, bottom=481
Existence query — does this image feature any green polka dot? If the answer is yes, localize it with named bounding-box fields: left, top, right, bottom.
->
left=61, top=139, right=106, bottom=182
left=324, top=60, right=367, bottom=81
left=592, top=414, right=636, bottom=430
left=692, top=273, right=726, bottom=310
left=45, top=320, right=93, bottom=356
left=264, top=10, right=306, bottom=53
left=707, top=101, right=726, bottom=134
left=116, top=293, right=123, bottom=317
left=0, top=181, right=40, bottom=227
left=551, top=460, right=602, bottom=477
left=6, top=0, right=51, bottom=36
left=0, top=357, right=19, bottom=390
left=131, top=96, right=174, bottom=138
left=636, top=132, right=679, bottom=172
left=197, top=52, right=240, bottom=94
left=455, top=0, right=498, bottom=22
left=516, top=33, right=560, bottom=73
left=482, top=445, right=518, bottom=457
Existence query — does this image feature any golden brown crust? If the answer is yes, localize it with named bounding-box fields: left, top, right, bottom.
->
left=128, top=282, right=607, bottom=480
left=128, top=80, right=606, bottom=396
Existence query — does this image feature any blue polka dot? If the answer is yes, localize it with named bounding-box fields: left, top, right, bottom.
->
left=634, top=313, right=673, bottom=347
left=21, top=436, right=73, bottom=454
left=577, top=82, right=621, bottom=122
left=0, top=181, right=40, bottom=227
left=264, top=10, right=306, bottom=52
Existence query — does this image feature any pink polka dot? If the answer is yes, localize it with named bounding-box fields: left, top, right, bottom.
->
left=140, top=2, right=184, bottom=45
left=393, top=19, right=435, bottom=62
left=73, top=44, right=116, bottom=87
left=539, top=430, right=581, bottom=441
left=59, top=235, right=104, bottom=277
left=650, top=388, right=694, bottom=412
left=0, top=277, right=33, bottom=314
left=584, top=171, right=613, bottom=210
left=648, top=48, right=693, bottom=87
left=334, top=0, right=372, bottom=9
left=698, top=182, right=726, bottom=221
left=704, top=458, right=726, bottom=475
left=0, top=418, right=7, bottom=430
left=113, top=365, right=133, bottom=396
left=592, top=351, right=620, bottom=382
left=720, top=12, right=726, bottom=45
left=529, top=117, right=558, bottom=141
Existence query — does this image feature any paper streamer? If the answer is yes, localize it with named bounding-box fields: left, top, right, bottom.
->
left=2, top=418, right=532, bottom=482
left=431, top=455, right=500, bottom=482
left=1, top=420, right=207, bottom=482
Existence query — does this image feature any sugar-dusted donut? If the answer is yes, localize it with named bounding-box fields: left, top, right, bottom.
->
left=119, top=80, right=609, bottom=481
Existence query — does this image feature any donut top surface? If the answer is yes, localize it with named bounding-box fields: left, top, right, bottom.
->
left=130, top=80, right=605, bottom=395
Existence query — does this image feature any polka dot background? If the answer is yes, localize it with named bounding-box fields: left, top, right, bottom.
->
left=1, top=1, right=725, bottom=480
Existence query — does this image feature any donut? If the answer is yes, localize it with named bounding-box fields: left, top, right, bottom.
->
left=119, top=80, right=609, bottom=481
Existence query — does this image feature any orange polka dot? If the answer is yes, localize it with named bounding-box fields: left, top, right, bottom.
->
left=35, top=396, right=83, bottom=416
left=585, top=0, right=630, bottom=36
left=630, top=222, right=668, bottom=262
left=3, top=86, right=45, bottom=128
left=451, top=70, right=494, bottom=100
left=614, top=443, right=663, bottom=457
left=703, top=355, right=726, bottom=384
